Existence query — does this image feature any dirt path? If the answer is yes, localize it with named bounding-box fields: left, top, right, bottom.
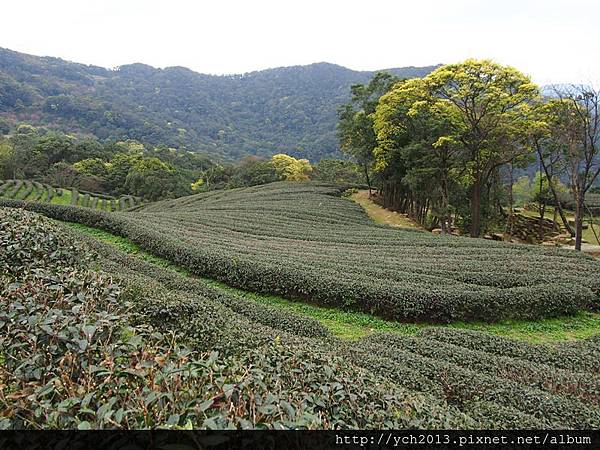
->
left=350, top=190, right=422, bottom=230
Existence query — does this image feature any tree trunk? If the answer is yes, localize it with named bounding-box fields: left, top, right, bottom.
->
left=508, top=163, right=514, bottom=214
left=574, top=193, right=584, bottom=251
left=537, top=150, right=574, bottom=236
left=363, top=163, right=372, bottom=196
left=470, top=181, right=482, bottom=238
left=586, top=204, right=600, bottom=246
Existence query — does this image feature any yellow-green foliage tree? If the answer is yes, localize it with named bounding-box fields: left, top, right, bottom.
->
left=271, top=153, right=312, bottom=181
left=374, top=77, right=462, bottom=233
left=425, top=60, right=539, bottom=237
left=374, top=59, right=539, bottom=237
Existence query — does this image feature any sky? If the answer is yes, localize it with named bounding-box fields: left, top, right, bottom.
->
left=1, top=0, right=598, bottom=85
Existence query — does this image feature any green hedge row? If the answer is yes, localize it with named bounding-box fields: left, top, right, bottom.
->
left=1, top=206, right=474, bottom=430
left=128, top=182, right=600, bottom=322
left=2, top=182, right=599, bottom=323
left=88, top=239, right=331, bottom=341
left=354, top=334, right=600, bottom=428
left=417, top=327, right=600, bottom=374
left=4, top=205, right=600, bottom=429
left=362, top=333, right=600, bottom=405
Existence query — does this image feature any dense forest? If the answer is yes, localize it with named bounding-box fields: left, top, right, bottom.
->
left=338, top=60, right=600, bottom=250
left=0, top=123, right=365, bottom=201
left=0, top=47, right=438, bottom=161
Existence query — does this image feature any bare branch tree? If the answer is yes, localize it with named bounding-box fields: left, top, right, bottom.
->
left=553, top=84, right=600, bottom=250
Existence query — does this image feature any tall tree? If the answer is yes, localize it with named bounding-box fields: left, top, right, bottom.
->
left=271, top=154, right=312, bottom=181
left=550, top=86, right=600, bottom=250
left=526, top=100, right=574, bottom=236
left=374, top=78, right=462, bottom=233
left=424, top=60, right=539, bottom=237
left=337, top=72, right=399, bottom=194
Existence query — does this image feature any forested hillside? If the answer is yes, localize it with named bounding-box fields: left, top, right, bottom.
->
left=0, top=47, right=438, bottom=160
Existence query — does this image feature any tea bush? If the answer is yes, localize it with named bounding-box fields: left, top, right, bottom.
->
left=2, top=182, right=599, bottom=323
left=2, top=208, right=469, bottom=429
left=1, top=207, right=599, bottom=429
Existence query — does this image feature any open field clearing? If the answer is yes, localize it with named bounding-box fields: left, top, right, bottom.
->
left=2, top=206, right=599, bottom=429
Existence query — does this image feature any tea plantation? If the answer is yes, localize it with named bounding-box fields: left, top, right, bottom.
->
left=1, top=207, right=599, bottom=429
left=6, top=182, right=597, bottom=323
left=0, top=179, right=141, bottom=211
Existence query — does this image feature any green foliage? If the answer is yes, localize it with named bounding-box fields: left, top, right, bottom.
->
left=372, top=60, right=540, bottom=235
left=512, top=172, right=568, bottom=207
left=227, top=157, right=280, bottom=189
left=351, top=331, right=600, bottom=428
left=1, top=207, right=474, bottom=430
left=66, top=217, right=600, bottom=343
left=337, top=72, right=400, bottom=189
left=311, top=159, right=366, bottom=184
left=0, top=138, right=15, bottom=179
left=2, top=206, right=600, bottom=429
left=0, top=128, right=212, bottom=201
left=0, top=48, right=438, bottom=160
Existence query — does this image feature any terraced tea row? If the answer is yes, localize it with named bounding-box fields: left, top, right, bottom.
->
left=131, top=183, right=600, bottom=322
left=0, top=179, right=59, bottom=202
left=2, top=206, right=598, bottom=429
left=0, top=179, right=142, bottom=211
left=2, top=182, right=599, bottom=322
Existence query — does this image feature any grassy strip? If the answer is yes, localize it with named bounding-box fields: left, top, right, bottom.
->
left=350, top=190, right=422, bottom=229
left=50, top=188, right=73, bottom=206
left=63, top=221, right=600, bottom=343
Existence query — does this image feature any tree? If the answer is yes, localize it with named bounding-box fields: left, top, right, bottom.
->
left=549, top=86, right=600, bottom=250
left=424, top=60, right=539, bottom=237
left=191, top=165, right=230, bottom=192
left=0, top=138, right=15, bottom=179
left=0, top=118, right=10, bottom=135
left=73, top=158, right=109, bottom=192
left=227, top=156, right=280, bottom=188
left=73, top=158, right=109, bottom=179
left=338, top=72, right=399, bottom=193
left=311, top=159, right=365, bottom=184
left=45, top=162, right=77, bottom=188
left=105, top=152, right=140, bottom=194
left=526, top=100, right=574, bottom=235
left=35, top=133, right=75, bottom=165
left=271, top=154, right=312, bottom=181
left=124, top=157, right=181, bottom=201
left=373, top=78, right=463, bottom=233
left=9, top=124, right=41, bottom=179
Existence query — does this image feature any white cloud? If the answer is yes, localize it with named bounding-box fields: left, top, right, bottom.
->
left=1, top=0, right=598, bottom=84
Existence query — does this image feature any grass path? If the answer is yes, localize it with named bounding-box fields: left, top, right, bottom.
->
left=63, top=221, right=600, bottom=343
left=349, top=190, right=422, bottom=229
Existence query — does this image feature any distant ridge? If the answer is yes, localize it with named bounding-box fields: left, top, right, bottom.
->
left=0, top=47, right=440, bottom=160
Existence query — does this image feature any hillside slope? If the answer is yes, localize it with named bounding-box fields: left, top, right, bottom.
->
left=0, top=47, right=439, bottom=160
left=127, top=183, right=600, bottom=322
left=2, top=205, right=600, bottom=429
left=6, top=182, right=597, bottom=323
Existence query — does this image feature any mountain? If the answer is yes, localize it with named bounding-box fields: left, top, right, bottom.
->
left=0, top=47, right=439, bottom=160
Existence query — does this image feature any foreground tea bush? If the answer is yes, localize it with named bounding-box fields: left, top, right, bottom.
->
left=1, top=208, right=474, bottom=429
left=2, top=207, right=599, bottom=429
left=3, top=182, right=599, bottom=323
